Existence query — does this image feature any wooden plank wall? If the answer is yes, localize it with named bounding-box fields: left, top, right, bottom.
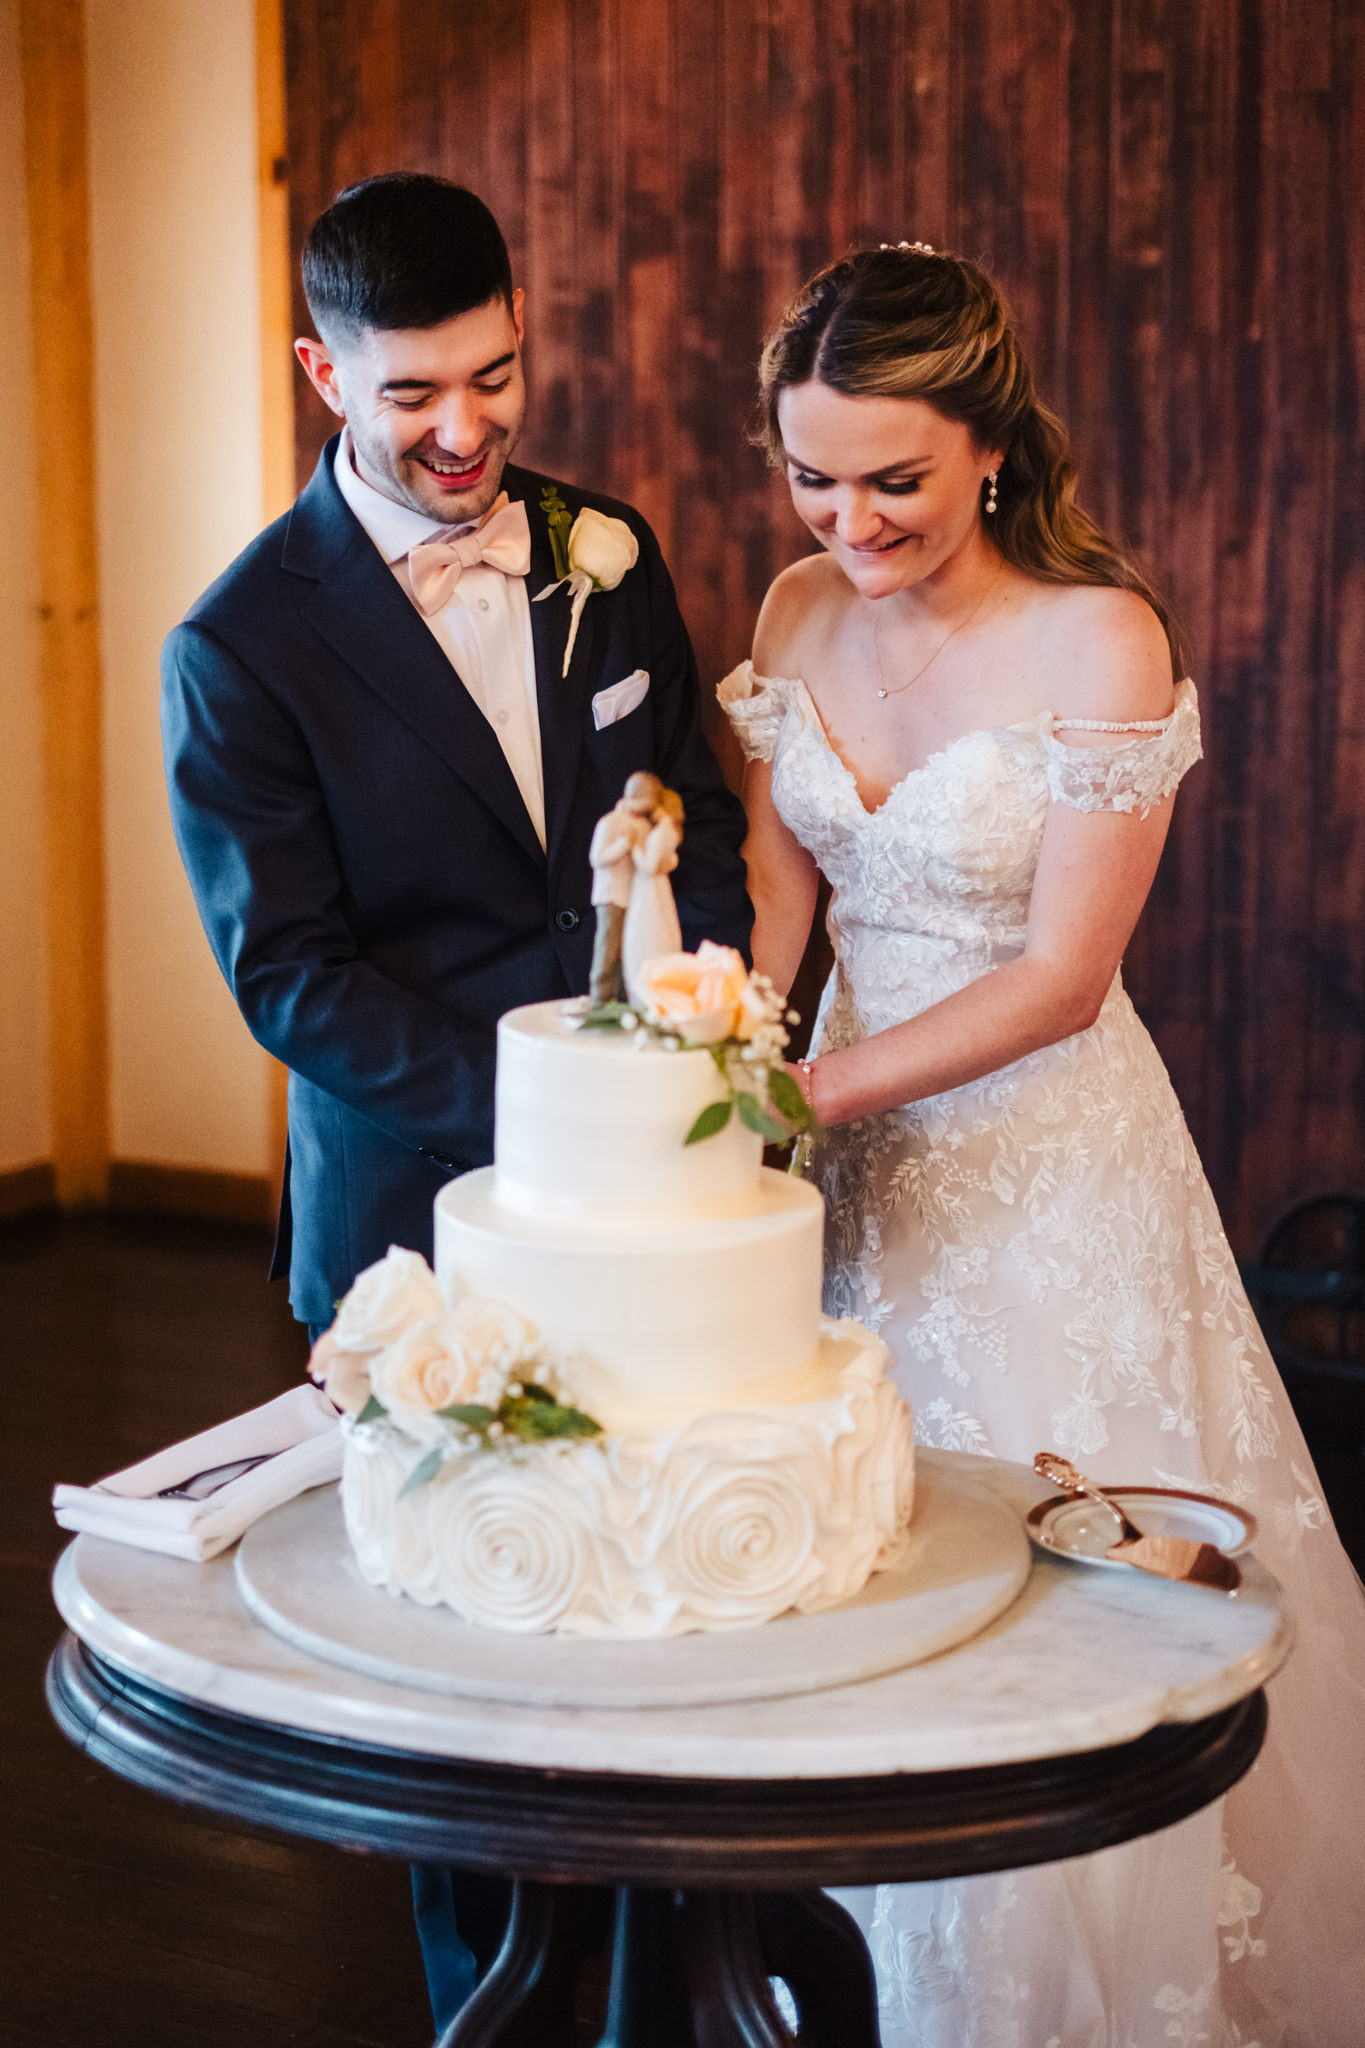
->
left=281, top=0, right=1364, bottom=1257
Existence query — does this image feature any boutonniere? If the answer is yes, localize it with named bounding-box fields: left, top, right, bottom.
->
left=535, top=485, right=639, bottom=676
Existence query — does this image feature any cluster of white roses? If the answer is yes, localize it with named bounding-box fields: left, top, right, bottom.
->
left=308, top=1247, right=548, bottom=1449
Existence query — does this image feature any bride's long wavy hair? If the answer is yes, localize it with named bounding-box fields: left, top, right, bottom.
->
left=754, top=246, right=1186, bottom=676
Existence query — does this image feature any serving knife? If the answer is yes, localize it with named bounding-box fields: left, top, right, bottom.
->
left=1033, top=1453, right=1241, bottom=1593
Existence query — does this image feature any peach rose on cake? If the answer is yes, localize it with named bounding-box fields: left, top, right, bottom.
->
left=370, top=1302, right=543, bottom=1445
left=636, top=941, right=756, bottom=1045
left=306, top=1330, right=374, bottom=1415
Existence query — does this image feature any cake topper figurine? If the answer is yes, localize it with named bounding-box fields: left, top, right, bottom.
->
left=588, top=773, right=685, bottom=1005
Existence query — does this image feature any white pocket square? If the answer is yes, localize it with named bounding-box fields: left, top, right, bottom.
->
left=592, top=669, right=650, bottom=731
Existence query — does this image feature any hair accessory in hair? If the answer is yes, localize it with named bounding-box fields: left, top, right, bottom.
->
left=879, top=240, right=936, bottom=255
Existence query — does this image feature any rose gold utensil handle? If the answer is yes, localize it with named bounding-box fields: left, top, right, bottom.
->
left=1033, top=1451, right=1146, bottom=1543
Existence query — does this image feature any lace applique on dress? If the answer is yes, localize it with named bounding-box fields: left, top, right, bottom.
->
left=717, top=660, right=813, bottom=764
left=1043, top=677, right=1202, bottom=816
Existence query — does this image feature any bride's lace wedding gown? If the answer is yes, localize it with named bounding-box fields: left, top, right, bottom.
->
left=722, top=662, right=1365, bottom=2048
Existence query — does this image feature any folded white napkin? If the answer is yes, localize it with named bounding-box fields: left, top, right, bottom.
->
left=52, top=1383, right=343, bottom=1562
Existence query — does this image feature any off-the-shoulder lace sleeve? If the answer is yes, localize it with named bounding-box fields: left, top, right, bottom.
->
left=717, top=660, right=806, bottom=763
left=1043, top=679, right=1202, bottom=816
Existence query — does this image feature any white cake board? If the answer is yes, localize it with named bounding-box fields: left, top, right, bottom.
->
left=235, top=1459, right=1031, bottom=1709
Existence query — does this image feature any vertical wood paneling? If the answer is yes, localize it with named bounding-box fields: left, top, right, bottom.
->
left=20, top=0, right=110, bottom=1206
left=524, top=0, right=578, bottom=482
left=1314, top=0, right=1365, bottom=1200
left=282, top=0, right=1365, bottom=1254
left=257, top=0, right=295, bottom=1192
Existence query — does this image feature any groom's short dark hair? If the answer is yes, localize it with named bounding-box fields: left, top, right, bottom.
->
left=302, top=174, right=514, bottom=349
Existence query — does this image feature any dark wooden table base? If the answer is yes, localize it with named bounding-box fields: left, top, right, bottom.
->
left=444, top=1882, right=876, bottom=2048
left=48, top=1634, right=1268, bottom=2048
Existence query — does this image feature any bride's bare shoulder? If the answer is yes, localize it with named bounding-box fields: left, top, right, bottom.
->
left=753, top=553, right=848, bottom=677
left=1026, top=581, right=1177, bottom=723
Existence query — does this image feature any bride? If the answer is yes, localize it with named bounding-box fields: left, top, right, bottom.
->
left=721, top=243, right=1365, bottom=2046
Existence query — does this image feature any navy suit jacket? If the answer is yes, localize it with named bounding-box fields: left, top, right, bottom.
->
left=161, top=444, right=752, bottom=1324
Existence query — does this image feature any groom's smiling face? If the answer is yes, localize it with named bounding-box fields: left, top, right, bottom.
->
left=300, top=291, right=528, bottom=526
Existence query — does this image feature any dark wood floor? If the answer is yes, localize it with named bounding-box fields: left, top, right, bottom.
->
left=5, top=1210, right=1363, bottom=2047
left=2, top=1212, right=436, bottom=2048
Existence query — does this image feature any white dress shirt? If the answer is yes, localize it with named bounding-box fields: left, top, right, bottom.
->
left=334, top=431, right=546, bottom=848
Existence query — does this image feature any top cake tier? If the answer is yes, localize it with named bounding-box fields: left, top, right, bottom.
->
left=493, top=1001, right=764, bottom=1227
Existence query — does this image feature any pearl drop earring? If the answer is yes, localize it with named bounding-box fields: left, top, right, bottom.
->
left=985, top=470, right=999, bottom=515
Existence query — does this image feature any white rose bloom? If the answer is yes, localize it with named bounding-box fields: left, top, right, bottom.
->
left=446, top=1295, right=542, bottom=1378
left=370, top=1316, right=483, bottom=1444
left=332, top=1245, right=444, bottom=1353
left=566, top=506, right=638, bottom=590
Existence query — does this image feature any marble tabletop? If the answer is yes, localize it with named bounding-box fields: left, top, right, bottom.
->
left=52, top=1451, right=1291, bottom=1782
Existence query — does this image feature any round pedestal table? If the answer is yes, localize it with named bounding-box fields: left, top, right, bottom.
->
left=47, top=1451, right=1289, bottom=2048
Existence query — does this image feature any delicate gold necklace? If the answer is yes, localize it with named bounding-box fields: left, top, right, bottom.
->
left=873, top=561, right=1004, bottom=699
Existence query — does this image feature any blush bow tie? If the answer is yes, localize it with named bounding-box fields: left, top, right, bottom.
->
left=406, top=493, right=532, bottom=615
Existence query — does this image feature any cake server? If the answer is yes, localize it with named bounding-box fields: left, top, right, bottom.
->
left=1033, top=1453, right=1241, bottom=1592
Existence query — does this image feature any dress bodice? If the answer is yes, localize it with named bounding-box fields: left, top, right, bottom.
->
left=719, top=661, right=1202, bottom=1028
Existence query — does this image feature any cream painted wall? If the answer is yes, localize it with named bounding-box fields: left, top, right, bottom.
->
left=0, top=0, right=53, bottom=1173
left=85, top=0, right=272, bottom=1174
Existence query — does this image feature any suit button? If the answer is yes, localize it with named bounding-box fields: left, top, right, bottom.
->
left=555, top=909, right=581, bottom=933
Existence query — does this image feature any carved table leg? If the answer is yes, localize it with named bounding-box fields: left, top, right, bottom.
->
left=439, top=1881, right=879, bottom=2048
left=681, top=1892, right=794, bottom=2048
left=437, top=1879, right=606, bottom=2048
left=755, top=1891, right=880, bottom=2046
left=595, top=1888, right=693, bottom=2048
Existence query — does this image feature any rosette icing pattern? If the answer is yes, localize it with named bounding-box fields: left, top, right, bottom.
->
left=341, top=1321, right=914, bottom=1637
left=427, top=1459, right=595, bottom=1633
left=661, top=1441, right=820, bottom=1619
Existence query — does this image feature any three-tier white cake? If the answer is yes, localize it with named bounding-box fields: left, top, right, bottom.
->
left=340, top=1000, right=915, bottom=1637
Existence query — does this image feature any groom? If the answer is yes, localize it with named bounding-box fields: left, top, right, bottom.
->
left=160, top=172, right=751, bottom=2024
left=162, top=172, right=750, bottom=1325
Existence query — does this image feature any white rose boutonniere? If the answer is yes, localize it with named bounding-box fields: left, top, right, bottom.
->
left=535, top=486, right=639, bottom=675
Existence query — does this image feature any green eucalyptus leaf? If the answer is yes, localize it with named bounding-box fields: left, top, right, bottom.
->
left=735, top=1091, right=789, bottom=1143
left=548, top=1405, right=605, bottom=1438
left=517, top=1382, right=557, bottom=1405
left=767, top=1067, right=815, bottom=1129
left=398, top=1447, right=443, bottom=1497
left=579, top=1001, right=631, bottom=1031
left=438, top=1402, right=497, bottom=1428
left=506, top=1399, right=603, bottom=1440
left=540, top=486, right=573, bottom=582
left=684, top=1097, right=733, bottom=1145
left=355, top=1394, right=388, bottom=1426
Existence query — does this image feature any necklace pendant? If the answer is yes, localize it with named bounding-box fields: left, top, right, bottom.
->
left=877, top=687, right=888, bottom=699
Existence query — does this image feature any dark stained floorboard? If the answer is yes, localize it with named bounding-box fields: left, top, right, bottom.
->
left=2, top=1212, right=436, bottom=2048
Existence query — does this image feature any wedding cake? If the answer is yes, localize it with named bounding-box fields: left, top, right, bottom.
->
left=314, top=783, right=914, bottom=1639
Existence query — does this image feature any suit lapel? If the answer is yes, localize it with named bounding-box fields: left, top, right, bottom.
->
left=517, top=470, right=593, bottom=872
left=288, top=447, right=545, bottom=869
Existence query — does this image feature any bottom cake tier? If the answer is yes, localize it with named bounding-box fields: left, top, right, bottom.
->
left=340, top=1320, right=915, bottom=1639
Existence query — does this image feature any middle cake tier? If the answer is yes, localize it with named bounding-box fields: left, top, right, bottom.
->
left=435, top=1167, right=826, bottom=1431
